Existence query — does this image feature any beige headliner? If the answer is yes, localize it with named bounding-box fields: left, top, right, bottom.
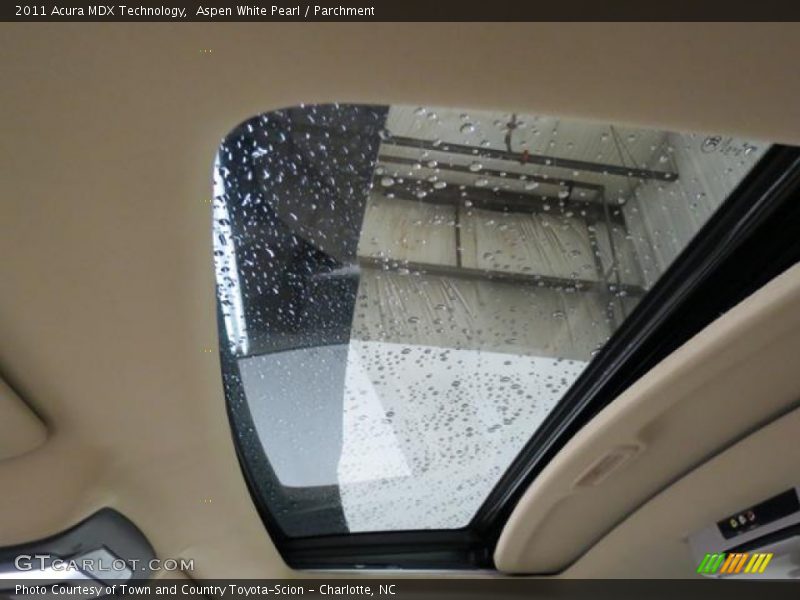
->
left=564, top=404, right=800, bottom=578
left=1, top=23, right=799, bottom=578
left=495, top=263, right=800, bottom=574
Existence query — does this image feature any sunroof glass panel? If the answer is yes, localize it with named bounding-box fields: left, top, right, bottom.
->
left=214, top=104, right=767, bottom=537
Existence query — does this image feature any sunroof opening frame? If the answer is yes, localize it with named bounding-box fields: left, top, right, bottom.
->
left=214, top=106, right=800, bottom=570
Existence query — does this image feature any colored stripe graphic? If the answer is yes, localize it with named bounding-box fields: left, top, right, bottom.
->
left=696, top=554, right=712, bottom=573
left=697, top=553, right=725, bottom=574
left=733, top=553, right=749, bottom=573
left=720, top=553, right=744, bottom=573
left=719, top=553, right=736, bottom=573
left=745, top=553, right=774, bottom=573
left=758, top=553, right=773, bottom=572
left=697, top=552, right=773, bottom=574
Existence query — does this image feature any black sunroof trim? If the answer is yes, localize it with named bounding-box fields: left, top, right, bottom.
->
left=217, top=124, right=800, bottom=569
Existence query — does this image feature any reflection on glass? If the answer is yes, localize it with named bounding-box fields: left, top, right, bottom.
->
left=214, top=104, right=767, bottom=536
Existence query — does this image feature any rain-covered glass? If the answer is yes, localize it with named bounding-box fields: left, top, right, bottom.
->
left=214, top=104, right=767, bottom=537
